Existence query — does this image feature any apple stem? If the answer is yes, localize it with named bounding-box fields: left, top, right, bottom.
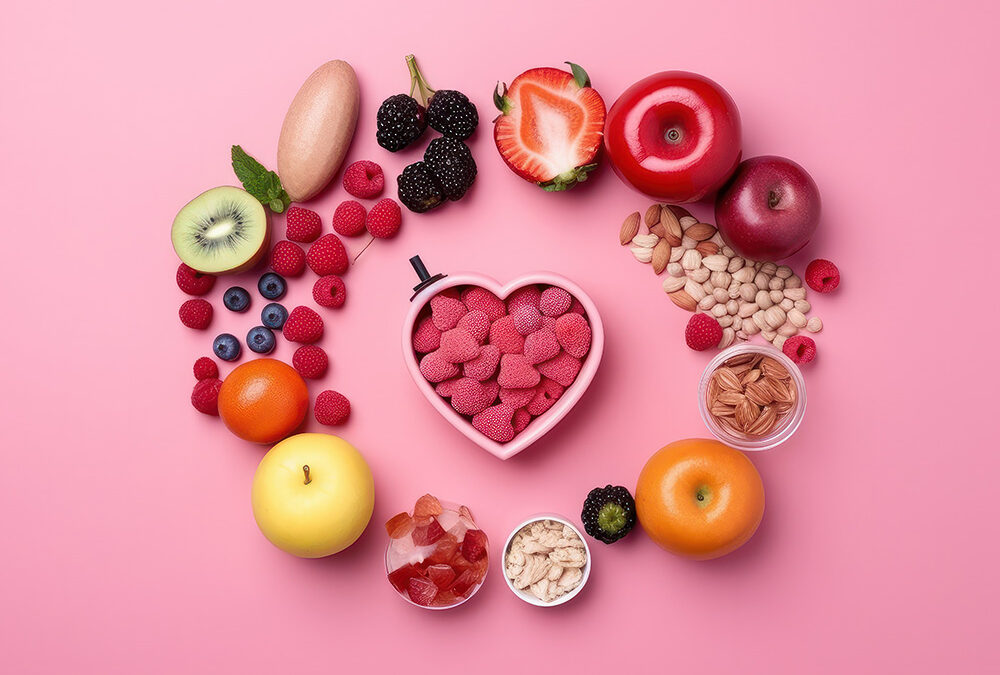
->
left=303, top=465, right=311, bottom=485
left=768, top=190, right=781, bottom=208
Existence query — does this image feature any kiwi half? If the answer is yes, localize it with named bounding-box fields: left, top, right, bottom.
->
left=171, top=186, right=270, bottom=274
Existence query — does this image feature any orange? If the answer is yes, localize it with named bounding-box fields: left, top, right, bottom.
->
left=218, top=358, right=309, bottom=444
left=635, top=439, right=764, bottom=560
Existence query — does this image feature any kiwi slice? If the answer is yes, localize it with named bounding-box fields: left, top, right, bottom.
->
left=171, top=186, right=270, bottom=274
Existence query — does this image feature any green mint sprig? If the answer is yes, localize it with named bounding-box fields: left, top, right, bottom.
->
left=231, top=145, right=290, bottom=214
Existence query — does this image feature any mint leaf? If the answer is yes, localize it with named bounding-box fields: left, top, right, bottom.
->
left=231, top=145, right=290, bottom=214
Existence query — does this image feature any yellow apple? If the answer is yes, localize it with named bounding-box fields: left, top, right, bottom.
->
left=251, top=433, right=374, bottom=558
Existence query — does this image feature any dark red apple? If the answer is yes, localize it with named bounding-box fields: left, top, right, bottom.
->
left=715, top=156, right=821, bottom=260
left=605, top=71, right=742, bottom=203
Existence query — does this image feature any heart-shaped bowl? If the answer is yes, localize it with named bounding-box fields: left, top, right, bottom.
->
left=402, top=271, right=604, bottom=460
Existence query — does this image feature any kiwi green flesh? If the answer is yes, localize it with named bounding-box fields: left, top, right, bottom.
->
left=171, top=186, right=269, bottom=274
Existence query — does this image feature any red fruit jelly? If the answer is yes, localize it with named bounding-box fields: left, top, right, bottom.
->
left=385, top=494, right=490, bottom=609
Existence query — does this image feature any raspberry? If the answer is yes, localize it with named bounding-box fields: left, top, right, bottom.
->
left=191, top=378, right=222, bottom=415
left=497, top=354, right=541, bottom=389
left=176, top=263, right=215, bottom=296
left=179, top=299, right=212, bottom=329
left=537, top=352, right=582, bottom=387
left=332, top=200, right=367, bottom=237
left=313, top=275, right=347, bottom=308
left=438, top=328, right=481, bottom=363
left=366, top=198, right=402, bottom=239
left=554, top=313, right=592, bottom=358
left=471, top=403, right=516, bottom=443
left=270, top=240, right=306, bottom=277
left=805, top=259, right=840, bottom=293
left=285, top=206, right=322, bottom=243
left=782, top=335, right=817, bottom=364
left=342, top=160, right=385, bottom=199
left=685, top=313, right=723, bottom=351
left=412, top=316, right=442, bottom=354
left=314, top=390, right=351, bottom=425
left=463, top=344, right=500, bottom=380
left=307, top=234, right=349, bottom=276
left=282, top=306, right=324, bottom=344
left=193, top=357, right=218, bottom=381
left=539, top=287, right=572, bottom=317
left=292, top=345, right=328, bottom=379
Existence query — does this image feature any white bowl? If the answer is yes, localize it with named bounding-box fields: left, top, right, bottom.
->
left=501, top=514, right=591, bottom=607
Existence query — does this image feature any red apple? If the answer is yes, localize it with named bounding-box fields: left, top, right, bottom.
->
left=605, top=71, right=742, bottom=203
left=715, top=156, right=821, bottom=260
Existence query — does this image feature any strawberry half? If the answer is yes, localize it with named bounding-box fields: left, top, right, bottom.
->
left=493, top=62, right=606, bottom=191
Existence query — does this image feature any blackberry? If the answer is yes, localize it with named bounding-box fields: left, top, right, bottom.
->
left=397, top=162, right=444, bottom=213
left=376, top=94, right=426, bottom=152
left=427, top=90, right=479, bottom=140
left=423, top=137, right=477, bottom=201
left=581, top=485, right=637, bottom=544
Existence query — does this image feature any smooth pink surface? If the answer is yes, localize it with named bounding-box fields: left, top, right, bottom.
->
left=404, top=272, right=604, bottom=459
left=1, top=1, right=996, bottom=673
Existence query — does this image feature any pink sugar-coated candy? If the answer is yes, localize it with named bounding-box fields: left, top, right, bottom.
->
left=554, top=312, right=592, bottom=358
left=412, top=316, right=442, bottom=354
left=506, top=285, right=541, bottom=312
left=450, top=378, right=496, bottom=416
left=539, top=287, right=572, bottom=317
left=523, top=327, right=561, bottom=364
left=438, top=328, right=481, bottom=363
left=457, top=309, right=490, bottom=342
left=497, top=353, right=541, bottom=389
left=420, top=350, right=460, bottom=383
left=541, top=316, right=557, bottom=331
left=511, top=304, right=542, bottom=335
left=525, top=377, right=565, bottom=415
left=499, top=387, right=535, bottom=408
left=489, top=315, right=525, bottom=354
left=472, top=403, right=516, bottom=443
left=512, top=408, right=531, bottom=433
left=537, top=351, right=582, bottom=387
left=435, top=378, right=461, bottom=398
left=461, top=287, right=507, bottom=321
left=430, top=293, right=468, bottom=331
left=568, top=299, right=586, bottom=315
left=482, top=379, right=499, bottom=405
left=463, top=344, right=500, bottom=381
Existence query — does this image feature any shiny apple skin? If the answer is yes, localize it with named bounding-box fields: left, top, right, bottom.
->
left=715, top=156, right=821, bottom=261
left=605, top=71, right=742, bottom=203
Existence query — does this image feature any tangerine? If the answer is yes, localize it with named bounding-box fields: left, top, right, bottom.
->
left=635, top=438, right=764, bottom=560
left=218, top=358, right=309, bottom=443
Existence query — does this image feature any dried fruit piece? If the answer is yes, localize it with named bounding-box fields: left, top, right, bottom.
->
left=413, top=494, right=444, bottom=522
left=461, top=529, right=488, bottom=562
left=385, top=512, right=415, bottom=539
left=407, top=576, right=439, bottom=606
left=412, top=519, right=445, bottom=546
left=426, top=564, right=457, bottom=590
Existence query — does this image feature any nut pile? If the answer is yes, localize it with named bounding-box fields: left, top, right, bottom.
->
left=505, top=519, right=586, bottom=603
left=706, top=352, right=798, bottom=438
left=620, top=204, right=824, bottom=350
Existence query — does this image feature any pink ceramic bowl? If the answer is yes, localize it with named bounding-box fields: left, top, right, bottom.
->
left=402, top=271, right=604, bottom=460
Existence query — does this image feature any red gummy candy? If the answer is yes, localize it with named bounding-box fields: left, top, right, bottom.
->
left=426, top=564, right=457, bottom=590
left=449, top=569, right=477, bottom=597
left=414, top=494, right=443, bottom=521
left=387, top=564, right=422, bottom=593
left=407, top=576, right=439, bottom=606
left=385, top=512, right=414, bottom=539
left=412, top=519, right=445, bottom=546
left=426, top=533, right=459, bottom=564
left=461, top=529, right=488, bottom=562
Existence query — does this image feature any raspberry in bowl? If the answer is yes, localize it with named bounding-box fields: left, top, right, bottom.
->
left=385, top=494, right=489, bottom=609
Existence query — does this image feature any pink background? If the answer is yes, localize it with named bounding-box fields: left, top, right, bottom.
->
left=2, top=0, right=996, bottom=672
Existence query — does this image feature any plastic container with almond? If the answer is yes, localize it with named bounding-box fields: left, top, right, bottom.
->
left=698, top=344, right=807, bottom=450
left=385, top=494, right=489, bottom=609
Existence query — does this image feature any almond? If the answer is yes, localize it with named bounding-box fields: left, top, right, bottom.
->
left=644, top=203, right=661, bottom=227
left=667, top=289, right=697, bottom=311
left=649, top=222, right=667, bottom=237
left=695, top=241, right=720, bottom=257
left=684, top=222, right=717, bottom=241
left=631, top=245, right=653, bottom=263
left=631, top=233, right=659, bottom=248
left=702, top=254, right=729, bottom=272
left=662, top=276, right=686, bottom=293
left=660, top=206, right=683, bottom=242
left=735, top=397, right=760, bottom=429
left=713, top=367, right=743, bottom=391
left=717, top=390, right=745, bottom=406
left=651, top=239, right=671, bottom=274
left=619, top=211, right=641, bottom=245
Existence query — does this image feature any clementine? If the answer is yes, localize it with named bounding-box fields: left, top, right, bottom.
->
left=218, top=358, right=309, bottom=444
left=635, top=438, right=764, bottom=560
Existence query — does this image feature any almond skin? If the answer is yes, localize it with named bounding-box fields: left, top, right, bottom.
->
left=620, top=211, right=641, bottom=245
left=651, top=239, right=671, bottom=274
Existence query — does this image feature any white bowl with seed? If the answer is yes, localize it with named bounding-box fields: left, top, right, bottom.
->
left=698, top=344, right=807, bottom=450
left=502, top=514, right=591, bottom=607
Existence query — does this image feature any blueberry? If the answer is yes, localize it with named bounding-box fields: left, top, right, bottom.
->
left=223, top=286, right=251, bottom=312
left=246, top=326, right=276, bottom=354
left=261, top=302, right=288, bottom=329
left=213, top=333, right=241, bottom=361
left=257, top=273, right=286, bottom=300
